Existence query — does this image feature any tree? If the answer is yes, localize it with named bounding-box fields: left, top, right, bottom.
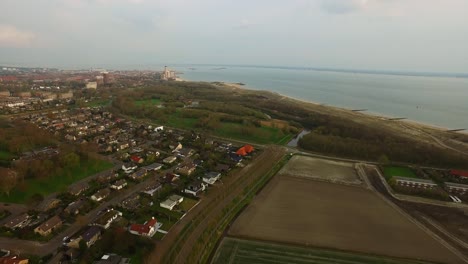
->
left=378, top=154, right=390, bottom=165
left=0, top=168, right=18, bottom=196
left=60, top=152, right=80, bottom=168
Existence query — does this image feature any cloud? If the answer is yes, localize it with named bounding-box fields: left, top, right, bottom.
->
left=0, top=25, right=35, bottom=47
left=320, top=0, right=370, bottom=14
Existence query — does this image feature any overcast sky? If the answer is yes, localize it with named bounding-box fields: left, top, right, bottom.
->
left=0, top=0, right=467, bottom=72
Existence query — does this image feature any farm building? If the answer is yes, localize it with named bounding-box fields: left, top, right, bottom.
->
left=394, top=177, right=437, bottom=189
left=445, top=182, right=468, bottom=193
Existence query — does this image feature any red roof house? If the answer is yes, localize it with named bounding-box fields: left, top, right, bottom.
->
left=130, top=155, right=144, bottom=164
left=451, top=170, right=468, bottom=178
left=244, top=144, right=254, bottom=153
left=236, top=147, right=247, bottom=156
left=129, top=217, right=158, bottom=237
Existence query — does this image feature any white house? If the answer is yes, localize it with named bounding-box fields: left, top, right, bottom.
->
left=203, top=172, right=221, bottom=185
left=160, top=195, right=184, bottom=211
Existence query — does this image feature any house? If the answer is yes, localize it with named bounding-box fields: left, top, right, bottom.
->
left=34, top=216, right=62, bottom=236
left=163, top=173, right=180, bottom=184
left=0, top=255, right=29, bottom=264
left=129, top=169, right=147, bottom=181
left=68, top=226, right=102, bottom=249
left=130, top=155, right=144, bottom=164
left=97, top=171, right=119, bottom=183
left=229, top=153, right=243, bottom=164
left=110, top=179, right=128, bottom=190
left=129, top=217, right=159, bottom=237
left=184, top=181, right=207, bottom=197
left=64, top=199, right=86, bottom=215
left=234, top=145, right=255, bottom=156
left=177, top=148, right=195, bottom=158
left=141, top=163, right=163, bottom=172
left=3, top=214, right=30, bottom=229
left=38, top=198, right=61, bottom=212
left=121, top=194, right=140, bottom=210
left=160, top=195, right=184, bottom=211
left=394, top=177, right=437, bottom=189
left=445, top=182, right=468, bottom=194
left=142, top=182, right=162, bottom=197
left=92, top=209, right=122, bottom=229
left=94, top=254, right=130, bottom=264
left=163, top=156, right=177, bottom=164
left=122, top=163, right=137, bottom=174
left=171, top=143, right=183, bottom=153
left=82, top=226, right=102, bottom=247
left=91, top=188, right=111, bottom=202
left=176, top=164, right=196, bottom=176
left=450, top=170, right=468, bottom=179
left=216, top=164, right=230, bottom=173
left=203, top=172, right=221, bottom=185
left=68, top=182, right=90, bottom=196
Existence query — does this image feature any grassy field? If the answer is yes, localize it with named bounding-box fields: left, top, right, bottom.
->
left=150, top=111, right=293, bottom=145
left=85, top=99, right=110, bottom=107
left=0, top=150, right=13, bottom=160
left=179, top=198, right=198, bottom=212
left=229, top=174, right=462, bottom=264
left=212, top=237, right=435, bottom=264
left=134, top=98, right=162, bottom=107
left=0, top=159, right=113, bottom=203
left=383, top=166, right=418, bottom=180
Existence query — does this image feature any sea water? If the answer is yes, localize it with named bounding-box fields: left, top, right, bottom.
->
left=172, top=65, right=468, bottom=130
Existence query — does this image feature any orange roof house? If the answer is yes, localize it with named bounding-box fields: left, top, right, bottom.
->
left=236, top=145, right=254, bottom=156
left=236, top=147, right=247, bottom=156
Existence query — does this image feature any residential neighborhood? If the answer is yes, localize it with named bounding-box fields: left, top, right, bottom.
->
left=0, top=104, right=257, bottom=263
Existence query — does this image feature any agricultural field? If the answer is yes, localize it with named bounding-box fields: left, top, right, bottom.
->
left=278, top=155, right=361, bottom=185
left=211, top=237, right=435, bottom=264
left=229, top=173, right=463, bottom=264
left=383, top=166, right=418, bottom=180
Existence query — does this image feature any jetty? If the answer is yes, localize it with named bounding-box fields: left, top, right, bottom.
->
left=447, top=129, right=466, bottom=132
left=388, top=117, right=407, bottom=121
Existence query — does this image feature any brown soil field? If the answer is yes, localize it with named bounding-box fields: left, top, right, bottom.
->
left=229, top=175, right=464, bottom=264
left=278, top=155, right=362, bottom=185
left=260, top=119, right=289, bottom=129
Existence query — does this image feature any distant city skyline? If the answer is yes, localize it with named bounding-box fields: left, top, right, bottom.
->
left=1, top=0, right=467, bottom=73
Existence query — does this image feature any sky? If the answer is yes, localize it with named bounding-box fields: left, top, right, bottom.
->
left=0, top=0, right=467, bottom=72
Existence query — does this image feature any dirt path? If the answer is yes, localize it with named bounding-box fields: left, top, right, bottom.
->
left=145, top=146, right=287, bottom=264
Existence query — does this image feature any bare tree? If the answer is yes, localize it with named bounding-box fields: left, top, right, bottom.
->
left=0, top=168, right=18, bottom=196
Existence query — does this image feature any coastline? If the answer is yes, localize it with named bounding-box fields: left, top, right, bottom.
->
left=218, top=81, right=459, bottom=133
left=175, top=78, right=467, bottom=136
